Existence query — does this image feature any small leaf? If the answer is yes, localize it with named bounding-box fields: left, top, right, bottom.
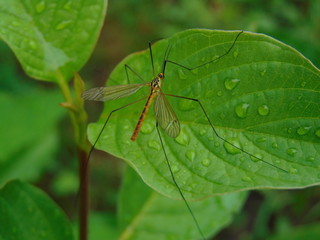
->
left=118, top=167, right=247, bottom=240
left=0, top=0, right=108, bottom=82
left=87, top=29, right=320, bottom=199
left=0, top=180, right=74, bottom=240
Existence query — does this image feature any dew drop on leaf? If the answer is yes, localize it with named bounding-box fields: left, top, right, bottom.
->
left=36, top=1, right=46, bottom=13
left=148, top=140, right=161, bottom=151
left=235, top=103, right=250, bottom=118
left=272, top=143, right=279, bottom=149
left=223, top=138, right=242, bottom=154
left=250, top=153, right=263, bottom=162
left=315, top=129, right=320, bottom=138
left=306, top=156, right=315, bottom=162
left=186, top=150, right=196, bottom=162
left=289, top=168, right=298, bottom=174
left=64, top=1, right=72, bottom=10
left=258, top=104, right=269, bottom=116
left=287, top=147, right=298, bottom=156
left=202, top=158, right=211, bottom=167
left=55, top=20, right=72, bottom=30
left=171, top=165, right=180, bottom=173
left=296, top=126, right=312, bottom=136
left=29, top=40, right=37, bottom=49
left=233, top=50, right=239, bottom=58
left=178, top=69, right=187, bottom=79
left=199, top=129, right=206, bottom=136
left=242, top=176, right=252, bottom=182
left=141, top=122, right=154, bottom=134
left=217, top=90, right=223, bottom=97
left=256, top=137, right=266, bottom=143
left=175, top=130, right=190, bottom=146
left=224, top=78, right=240, bottom=90
left=260, top=70, right=267, bottom=76
left=301, top=81, right=307, bottom=87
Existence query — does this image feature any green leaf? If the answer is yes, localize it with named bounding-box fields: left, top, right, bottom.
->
left=0, top=180, right=74, bottom=240
left=0, top=90, right=65, bottom=185
left=118, top=166, right=247, bottom=240
left=0, top=0, right=108, bottom=82
left=87, top=29, right=320, bottom=199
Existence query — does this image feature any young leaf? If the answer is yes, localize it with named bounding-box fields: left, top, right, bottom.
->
left=87, top=29, right=320, bottom=200
left=0, top=0, right=108, bottom=82
left=117, top=166, right=247, bottom=240
left=0, top=180, right=74, bottom=240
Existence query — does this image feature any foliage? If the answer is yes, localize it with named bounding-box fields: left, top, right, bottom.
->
left=0, top=0, right=319, bottom=240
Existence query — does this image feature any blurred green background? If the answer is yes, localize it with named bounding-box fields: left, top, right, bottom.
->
left=1, top=0, right=319, bottom=239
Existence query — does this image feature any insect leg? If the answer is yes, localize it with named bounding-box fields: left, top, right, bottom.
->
left=164, top=93, right=288, bottom=173
left=162, top=31, right=243, bottom=75
left=156, top=122, right=206, bottom=240
left=124, top=64, right=146, bottom=83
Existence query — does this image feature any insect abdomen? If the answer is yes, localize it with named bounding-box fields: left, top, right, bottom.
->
left=131, top=93, right=155, bottom=141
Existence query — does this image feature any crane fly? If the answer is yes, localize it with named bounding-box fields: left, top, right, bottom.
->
left=82, top=30, right=287, bottom=240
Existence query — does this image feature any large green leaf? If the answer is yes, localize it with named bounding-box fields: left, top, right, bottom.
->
left=117, top=166, right=247, bottom=240
left=0, top=0, right=108, bottom=82
left=87, top=29, right=320, bottom=200
left=0, top=90, right=64, bottom=185
left=0, top=180, right=74, bottom=240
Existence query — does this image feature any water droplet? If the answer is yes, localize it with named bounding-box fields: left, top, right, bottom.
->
left=306, top=156, right=315, bottom=162
left=287, top=148, right=298, bottom=156
left=240, top=156, right=245, bottom=162
left=199, top=129, right=206, bottom=136
left=179, top=99, right=195, bottom=111
left=142, top=161, right=146, bottom=165
left=287, top=128, right=293, bottom=134
left=260, top=70, right=267, bottom=76
left=297, top=126, right=312, bottom=136
left=186, top=150, right=196, bottom=162
left=256, top=137, right=266, bottom=143
left=29, top=40, right=37, bottom=49
left=217, top=91, right=223, bottom=97
left=178, top=69, right=187, bottom=79
left=63, top=1, right=72, bottom=10
left=275, top=160, right=281, bottom=164
left=301, top=81, right=306, bottom=87
left=205, top=90, right=214, bottom=98
left=191, top=68, right=198, bottom=74
left=233, top=51, right=239, bottom=58
left=172, top=165, right=180, bottom=173
left=148, top=140, right=161, bottom=151
left=242, top=176, right=252, bottom=182
left=175, top=131, right=190, bottom=146
left=272, top=143, right=279, bottom=149
left=141, top=122, right=154, bottom=134
left=219, top=113, right=226, bottom=119
left=316, top=129, right=320, bottom=138
left=297, top=95, right=303, bottom=100
left=201, top=56, right=206, bottom=62
left=55, top=20, right=72, bottom=30
left=36, top=1, right=46, bottom=13
left=235, top=103, right=250, bottom=118
left=250, top=153, right=263, bottom=162
left=202, top=158, right=211, bottom=167
left=258, top=105, right=269, bottom=116
left=289, top=168, right=298, bottom=174
left=224, top=78, right=240, bottom=90
left=214, top=142, right=220, bottom=147
left=123, top=124, right=130, bottom=130
left=223, top=138, right=242, bottom=155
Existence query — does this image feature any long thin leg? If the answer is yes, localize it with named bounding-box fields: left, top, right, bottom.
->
left=156, top=123, right=206, bottom=240
left=75, top=97, right=148, bottom=208
left=124, top=64, right=146, bottom=83
left=164, top=93, right=288, bottom=173
left=162, top=31, right=243, bottom=75
left=148, top=42, right=155, bottom=77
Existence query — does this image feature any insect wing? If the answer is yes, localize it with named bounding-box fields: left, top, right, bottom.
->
left=154, top=92, right=180, bottom=138
left=82, top=83, right=148, bottom=102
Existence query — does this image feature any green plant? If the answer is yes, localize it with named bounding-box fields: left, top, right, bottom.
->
left=0, top=0, right=319, bottom=240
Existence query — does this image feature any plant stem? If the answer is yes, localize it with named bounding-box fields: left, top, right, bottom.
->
left=78, top=148, right=89, bottom=240
left=56, top=72, right=90, bottom=240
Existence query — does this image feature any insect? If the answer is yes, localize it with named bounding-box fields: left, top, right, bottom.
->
left=82, top=30, right=287, bottom=239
